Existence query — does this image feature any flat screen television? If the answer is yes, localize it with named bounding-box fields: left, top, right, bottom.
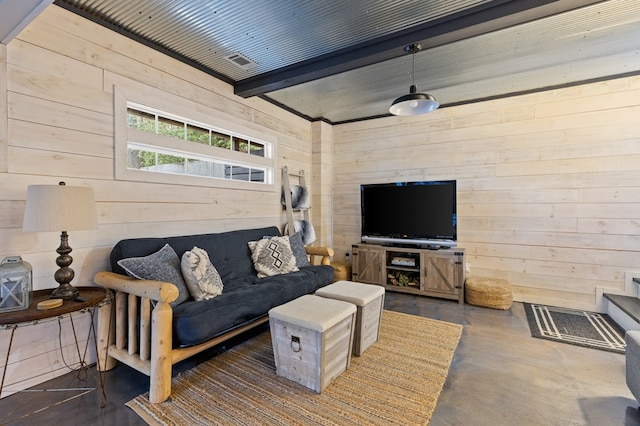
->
left=360, top=180, right=457, bottom=248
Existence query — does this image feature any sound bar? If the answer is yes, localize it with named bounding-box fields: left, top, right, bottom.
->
left=361, top=236, right=456, bottom=248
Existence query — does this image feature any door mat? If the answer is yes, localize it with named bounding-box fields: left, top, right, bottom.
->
left=524, top=302, right=625, bottom=354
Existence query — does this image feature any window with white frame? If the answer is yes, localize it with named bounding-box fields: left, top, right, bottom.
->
left=114, top=83, right=275, bottom=190
left=125, top=105, right=271, bottom=184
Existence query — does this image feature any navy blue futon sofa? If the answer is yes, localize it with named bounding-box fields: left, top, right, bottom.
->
left=94, top=226, right=334, bottom=403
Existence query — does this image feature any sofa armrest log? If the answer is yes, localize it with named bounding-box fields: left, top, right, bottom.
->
left=94, top=271, right=177, bottom=403
left=305, top=246, right=334, bottom=265
left=94, top=271, right=179, bottom=303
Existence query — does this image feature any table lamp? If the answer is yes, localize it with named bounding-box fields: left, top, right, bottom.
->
left=22, top=182, right=98, bottom=300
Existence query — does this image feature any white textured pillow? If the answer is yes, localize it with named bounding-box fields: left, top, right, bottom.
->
left=248, top=236, right=299, bottom=278
left=181, top=246, right=224, bottom=301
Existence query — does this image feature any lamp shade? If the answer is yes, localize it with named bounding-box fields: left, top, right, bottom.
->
left=389, top=85, right=439, bottom=116
left=23, top=183, right=98, bottom=232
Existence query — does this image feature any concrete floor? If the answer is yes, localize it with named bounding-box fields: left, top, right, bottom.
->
left=1, top=292, right=638, bottom=425
left=384, top=293, right=639, bottom=426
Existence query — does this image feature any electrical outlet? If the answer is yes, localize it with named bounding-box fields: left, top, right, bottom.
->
left=345, top=252, right=351, bottom=260
left=465, top=263, right=471, bottom=273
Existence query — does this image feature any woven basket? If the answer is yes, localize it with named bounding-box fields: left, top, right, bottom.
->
left=331, top=261, right=352, bottom=282
left=465, top=277, right=513, bottom=310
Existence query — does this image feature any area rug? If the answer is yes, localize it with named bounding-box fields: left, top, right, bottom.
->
left=524, top=302, right=625, bottom=354
left=127, top=310, right=463, bottom=425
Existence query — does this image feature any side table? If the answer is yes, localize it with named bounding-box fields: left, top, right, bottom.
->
left=0, top=286, right=108, bottom=406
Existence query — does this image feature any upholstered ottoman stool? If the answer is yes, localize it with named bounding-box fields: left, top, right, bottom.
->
left=316, top=280, right=385, bottom=356
left=465, top=277, right=513, bottom=310
left=331, top=261, right=352, bottom=282
left=268, top=295, right=356, bottom=393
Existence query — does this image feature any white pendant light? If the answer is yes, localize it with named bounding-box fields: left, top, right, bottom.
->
left=389, top=43, right=439, bottom=116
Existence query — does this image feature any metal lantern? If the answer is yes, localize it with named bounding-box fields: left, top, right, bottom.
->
left=0, top=256, right=33, bottom=312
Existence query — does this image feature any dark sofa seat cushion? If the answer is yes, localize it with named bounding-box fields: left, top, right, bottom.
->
left=109, top=226, right=335, bottom=348
left=171, top=264, right=334, bottom=347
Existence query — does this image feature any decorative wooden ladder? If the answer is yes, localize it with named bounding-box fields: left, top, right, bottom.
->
left=281, top=165, right=310, bottom=237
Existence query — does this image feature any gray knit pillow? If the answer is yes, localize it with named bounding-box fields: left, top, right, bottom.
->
left=118, top=243, right=190, bottom=307
left=289, top=232, right=310, bottom=268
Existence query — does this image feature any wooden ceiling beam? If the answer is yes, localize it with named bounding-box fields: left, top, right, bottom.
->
left=234, top=0, right=603, bottom=98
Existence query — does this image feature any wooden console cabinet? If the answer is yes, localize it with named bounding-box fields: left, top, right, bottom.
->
left=351, top=243, right=465, bottom=303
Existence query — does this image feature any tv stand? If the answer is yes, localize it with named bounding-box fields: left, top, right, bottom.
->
left=351, top=243, right=465, bottom=303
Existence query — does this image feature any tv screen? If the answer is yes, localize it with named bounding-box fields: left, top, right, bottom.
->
left=360, top=180, right=457, bottom=247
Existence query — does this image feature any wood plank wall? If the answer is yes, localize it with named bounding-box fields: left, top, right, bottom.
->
left=0, top=43, right=7, bottom=174
left=332, top=77, right=640, bottom=312
left=311, top=121, right=334, bottom=245
left=2, top=1, right=639, bottom=397
left=0, top=5, right=313, bottom=396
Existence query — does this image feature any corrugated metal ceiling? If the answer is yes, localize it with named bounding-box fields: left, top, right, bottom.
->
left=54, top=0, right=640, bottom=123
left=57, top=0, right=500, bottom=80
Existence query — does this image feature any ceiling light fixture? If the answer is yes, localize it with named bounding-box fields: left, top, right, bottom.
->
left=389, top=43, right=439, bottom=116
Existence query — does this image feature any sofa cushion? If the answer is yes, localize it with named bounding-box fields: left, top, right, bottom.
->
left=248, top=236, right=298, bottom=277
left=180, top=247, right=224, bottom=301
left=110, top=226, right=281, bottom=284
left=117, top=244, right=190, bottom=307
left=172, top=264, right=334, bottom=347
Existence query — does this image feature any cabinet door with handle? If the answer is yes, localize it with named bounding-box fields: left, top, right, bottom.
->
left=352, top=245, right=384, bottom=284
left=422, top=252, right=459, bottom=294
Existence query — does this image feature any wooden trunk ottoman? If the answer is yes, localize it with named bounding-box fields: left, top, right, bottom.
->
left=316, top=280, right=385, bottom=356
left=268, top=294, right=356, bottom=393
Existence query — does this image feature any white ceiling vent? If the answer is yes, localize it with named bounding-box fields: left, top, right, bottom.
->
left=224, top=52, right=258, bottom=70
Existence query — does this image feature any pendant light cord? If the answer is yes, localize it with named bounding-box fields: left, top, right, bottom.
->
left=412, top=46, right=416, bottom=87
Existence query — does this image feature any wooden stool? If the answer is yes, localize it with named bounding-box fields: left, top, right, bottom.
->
left=316, top=280, right=385, bottom=356
left=269, top=295, right=356, bottom=392
left=465, top=277, right=513, bottom=310
left=331, top=261, right=352, bottom=282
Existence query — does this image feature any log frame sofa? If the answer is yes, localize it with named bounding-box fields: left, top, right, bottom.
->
left=94, top=226, right=334, bottom=403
